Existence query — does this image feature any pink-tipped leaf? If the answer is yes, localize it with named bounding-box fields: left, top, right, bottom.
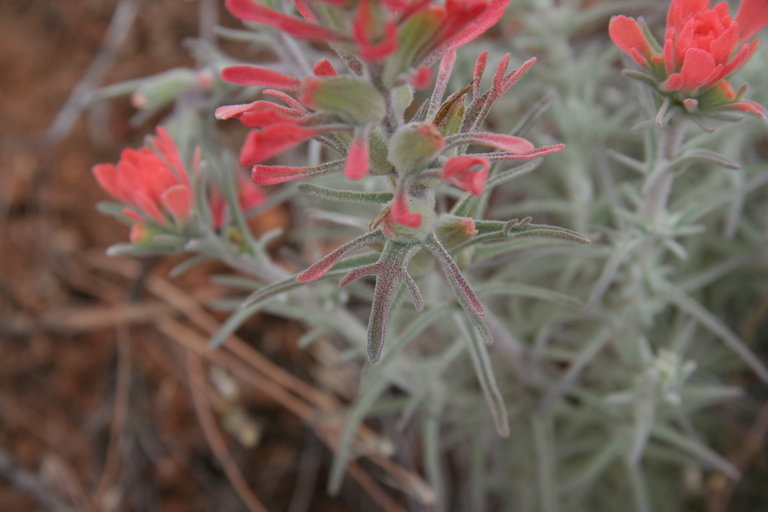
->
left=239, top=123, right=318, bottom=167
left=160, top=184, right=192, bottom=222
left=472, top=51, right=488, bottom=98
left=735, top=0, right=768, bottom=43
left=222, top=66, right=301, bottom=90
left=391, top=191, right=421, bottom=227
left=482, top=144, right=565, bottom=160
left=344, top=130, right=370, bottom=180
left=226, top=0, right=342, bottom=41
left=296, top=231, right=384, bottom=282
left=450, top=132, right=536, bottom=154
left=441, top=156, right=490, bottom=196
left=313, top=58, right=337, bottom=76
left=609, top=15, right=653, bottom=67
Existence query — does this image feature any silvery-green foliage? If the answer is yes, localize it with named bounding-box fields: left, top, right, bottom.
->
left=92, top=0, right=768, bottom=509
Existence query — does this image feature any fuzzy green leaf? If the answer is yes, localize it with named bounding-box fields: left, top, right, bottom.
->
left=457, top=314, right=510, bottom=437
left=299, top=184, right=394, bottom=204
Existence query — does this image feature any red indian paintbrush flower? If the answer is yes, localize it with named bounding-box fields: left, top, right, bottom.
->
left=226, top=0, right=509, bottom=79
left=93, top=127, right=265, bottom=242
left=609, top=0, right=768, bottom=118
left=214, top=72, right=325, bottom=168
left=218, top=65, right=387, bottom=180
left=92, top=127, right=193, bottom=243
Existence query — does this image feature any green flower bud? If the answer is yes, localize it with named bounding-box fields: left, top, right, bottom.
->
left=434, top=86, right=469, bottom=137
left=392, top=84, right=414, bottom=120
left=301, top=76, right=386, bottom=124
left=131, top=68, right=201, bottom=111
left=386, top=188, right=436, bottom=243
left=387, top=122, right=445, bottom=172
left=435, top=214, right=478, bottom=266
left=435, top=214, right=478, bottom=248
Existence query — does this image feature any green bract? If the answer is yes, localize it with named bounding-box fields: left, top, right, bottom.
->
left=302, top=76, right=386, bottom=124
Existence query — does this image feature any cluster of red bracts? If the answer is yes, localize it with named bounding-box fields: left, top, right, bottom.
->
left=92, top=127, right=264, bottom=242
left=218, top=0, right=568, bottom=232
left=225, top=0, right=509, bottom=70
left=217, top=50, right=564, bottom=230
left=93, top=127, right=194, bottom=243
left=609, top=0, right=768, bottom=118
left=386, top=129, right=563, bottom=228
left=216, top=64, right=376, bottom=180
left=216, top=67, right=323, bottom=168
left=217, top=62, right=563, bottom=222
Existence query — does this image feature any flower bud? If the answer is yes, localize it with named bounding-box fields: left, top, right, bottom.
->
left=435, top=214, right=478, bottom=266
left=129, top=223, right=154, bottom=244
left=300, top=76, right=386, bottom=124
left=387, top=122, right=445, bottom=172
left=391, top=84, right=414, bottom=121
left=131, top=68, right=198, bottom=111
left=433, top=88, right=468, bottom=136
left=435, top=214, right=478, bottom=249
left=384, top=190, right=436, bottom=242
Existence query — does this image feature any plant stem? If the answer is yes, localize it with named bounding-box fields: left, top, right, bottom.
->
left=641, top=116, right=687, bottom=222
left=367, top=63, right=399, bottom=136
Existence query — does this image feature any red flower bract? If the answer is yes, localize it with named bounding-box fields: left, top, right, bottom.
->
left=608, top=15, right=654, bottom=67
left=610, top=0, right=768, bottom=96
left=662, top=0, right=757, bottom=92
left=226, top=0, right=343, bottom=41
left=222, top=65, right=301, bottom=90
left=92, top=127, right=192, bottom=241
left=441, top=156, right=490, bottom=196
left=238, top=123, right=321, bottom=167
left=430, top=0, right=510, bottom=60
left=391, top=190, right=422, bottom=227
left=312, top=59, right=338, bottom=77
left=344, top=131, right=371, bottom=180
left=226, top=0, right=509, bottom=66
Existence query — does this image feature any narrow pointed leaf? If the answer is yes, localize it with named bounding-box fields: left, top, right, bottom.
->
left=298, top=184, right=394, bottom=203
left=457, top=314, right=509, bottom=437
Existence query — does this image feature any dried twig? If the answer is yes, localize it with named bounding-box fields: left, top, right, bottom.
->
left=185, top=350, right=269, bottom=512
left=286, top=434, right=321, bottom=512
left=198, top=0, right=218, bottom=44
left=0, top=448, right=74, bottom=512
left=707, top=401, right=768, bottom=512
left=3, top=302, right=172, bottom=336
left=44, top=0, right=145, bottom=145
left=86, top=253, right=433, bottom=505
left=157, top=316, right=404, bottom=512
left=94, top=326, right=133, bottom=502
